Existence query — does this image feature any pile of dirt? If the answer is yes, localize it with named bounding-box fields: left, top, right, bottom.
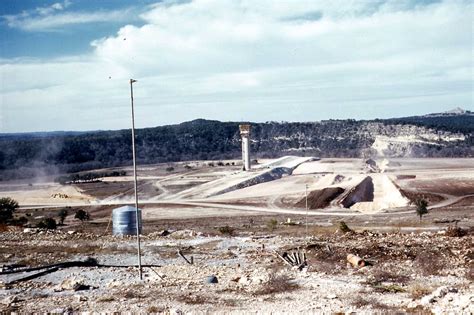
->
left=365, top=159, right=380, bottom=173
left=295, top=187, right=344, bottom=209
left=332, top=175, right=345, bottom=185
left=399, top=189, right=445, bottom=204
left=341, top=177, right=374, bottom=208
left=212, top=167, right=293, bottom=196
left=396, top=175, right=416, bottom=180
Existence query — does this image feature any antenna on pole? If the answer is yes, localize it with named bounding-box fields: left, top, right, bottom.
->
left=130, top=78, right=142, bottom=280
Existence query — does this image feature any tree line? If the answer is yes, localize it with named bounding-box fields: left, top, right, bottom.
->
left=1, top=116, right=472, bottom=180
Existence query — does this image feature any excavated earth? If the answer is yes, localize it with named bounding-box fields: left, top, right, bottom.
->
left=0, top=226, right=473, bottom=313
left=1, top=157, right=474, bottom=313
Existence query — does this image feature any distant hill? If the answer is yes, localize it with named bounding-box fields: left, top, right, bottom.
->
left=0, top=110, right=473, bottom=180
left=384, top=107, right=474, bottom=134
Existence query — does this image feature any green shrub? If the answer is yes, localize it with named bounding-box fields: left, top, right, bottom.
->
left=0, top=197, right=19, bottom=224
left=75, top=209, right=90, bottom=222
left=58, top=209, right=68, bottom=225
left=339, top=221, right=353, bottom=233
left=414, top=199, right=428, bottom=221
left=10, top=216, right=28, bottom=226
left=267, top=219, right=278, bottom=231
left=37, top=218, right=57, bottom=230
left=217, top=225, right=234, bottom=236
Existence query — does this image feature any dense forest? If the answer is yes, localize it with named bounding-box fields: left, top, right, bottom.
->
left=1, top=112, right=473, bottom=180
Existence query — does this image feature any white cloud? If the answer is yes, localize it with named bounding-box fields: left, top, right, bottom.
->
left=9, top=10, right=134, bottom=31
left=1, top=0, right=472, bottom=132
left=35, top=0, right=71, bottom=16
left=3, top=1, right=133, bottom=32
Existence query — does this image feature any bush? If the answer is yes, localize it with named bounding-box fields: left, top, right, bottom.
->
left=10, top=216, right=28, bottom=226
left=339, top=221, right=353, bottom=233
left=217, top=225, right=234, bottom=236
left=253, top=275, right=300, bottom=295
left=0, top=197, right=19, bottom=223
left=445, top=224, right=467, bottom=237
left=414, top=198, right=428, bottom=221
left=37, top=218, right=57, bottom=230
left=165, top=166, right=175, bottom=172
left=75, top=209, right=90, bottom=222
left=58, top=209, right=68, bottom=225
left=267, top=219, right=278, bottom=231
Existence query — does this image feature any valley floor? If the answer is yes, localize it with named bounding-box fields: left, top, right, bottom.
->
left=0, top=157, right=473, bottom=313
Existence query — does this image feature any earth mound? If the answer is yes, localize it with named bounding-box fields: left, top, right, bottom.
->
left=341, top=176, right=374, bottom=208
left=295, top=187, right=345, bottom=209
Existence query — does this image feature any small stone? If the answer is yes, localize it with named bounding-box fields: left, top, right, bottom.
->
left=57, top=277, right=86, bottom=291
left=170, top=308, right=183, bottom=315
left=75, top=294, right=88, bottom=302
left=205, top=275, right=218, bottom=284
left=420, top=295, right=435, bottom=305
left=238, top=275, right=250, bottom=285
left=433, top=286, right=449, bottom=298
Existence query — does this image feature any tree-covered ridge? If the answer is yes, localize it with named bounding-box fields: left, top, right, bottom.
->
left=0, top=114, right=472, bottom=180
left=384, top=113, right=474, bottom=134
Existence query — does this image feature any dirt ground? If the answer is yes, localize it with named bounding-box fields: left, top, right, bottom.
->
left=1, top=224, right=472, bottom=313
left=0, top=157, right=473, bottom=313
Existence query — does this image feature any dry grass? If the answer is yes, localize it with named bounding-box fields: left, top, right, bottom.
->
left=95, top=295, right=115, bottom=302
left=371, top=283, right=406, bottom=293
left=253, top=275, right=300, bottom=296
left=217, top=225, right=235, bottom=236
left=414, top=251, right=444, bottom=276
left=408, top=283, right=433, bottom=300
left=467, top=268, right=474, bottom=281
left=15, top=243, right=136, bottom=257
left=122, top=290, right=148, bottom=299
left=175, top=293, right=210, bottom=305
left=445, top=225, right=468, bottom=237
left=351, top=296, right=396, bottom=310
left=404, top=305, right=432, bottom=314
left=371, top=269, right=410, bottom=284
left=0, top=224, right=9, bottom=232
left=305, top=242, right=346, bottom=274
left=363, top=268, right=409, bottom=293
left=147, top=305, right=165, bottom=313
left=338, top=221, right=353, bottom=233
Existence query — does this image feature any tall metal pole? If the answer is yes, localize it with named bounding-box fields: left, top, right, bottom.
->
left=305, top=184, right=308, bottom=244
left=130, top=78, right=142, bottom=280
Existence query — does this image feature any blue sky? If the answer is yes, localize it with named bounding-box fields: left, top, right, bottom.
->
left=0, top=0, right=152, bottom=58
left=0, top=0, right=472, bottom=132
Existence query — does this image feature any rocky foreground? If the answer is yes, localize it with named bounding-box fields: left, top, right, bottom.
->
left=0, top=227, right=473, bottom=313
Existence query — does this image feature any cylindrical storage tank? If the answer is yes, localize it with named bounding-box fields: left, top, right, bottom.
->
left=112, top=205, right=142, bottom=236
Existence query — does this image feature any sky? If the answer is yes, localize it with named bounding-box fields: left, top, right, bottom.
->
left=0, top=0, right=472, bottom=133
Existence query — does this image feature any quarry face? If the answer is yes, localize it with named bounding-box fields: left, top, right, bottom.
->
left=0, top=157, right=473, bottom=313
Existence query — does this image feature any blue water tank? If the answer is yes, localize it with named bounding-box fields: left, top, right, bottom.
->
left=112, top=205, right=142, bottom=235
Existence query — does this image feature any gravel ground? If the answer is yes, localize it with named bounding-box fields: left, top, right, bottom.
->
left=1, top=227, right=473, bottom=313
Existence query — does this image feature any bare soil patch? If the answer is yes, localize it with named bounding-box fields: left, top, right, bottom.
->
left=399, top=189, right=446, bottom=204
left=294, top=187, right=344, bottom=209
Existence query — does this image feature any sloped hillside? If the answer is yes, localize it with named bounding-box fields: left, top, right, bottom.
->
left=0, top=111, right=472, bottom=180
